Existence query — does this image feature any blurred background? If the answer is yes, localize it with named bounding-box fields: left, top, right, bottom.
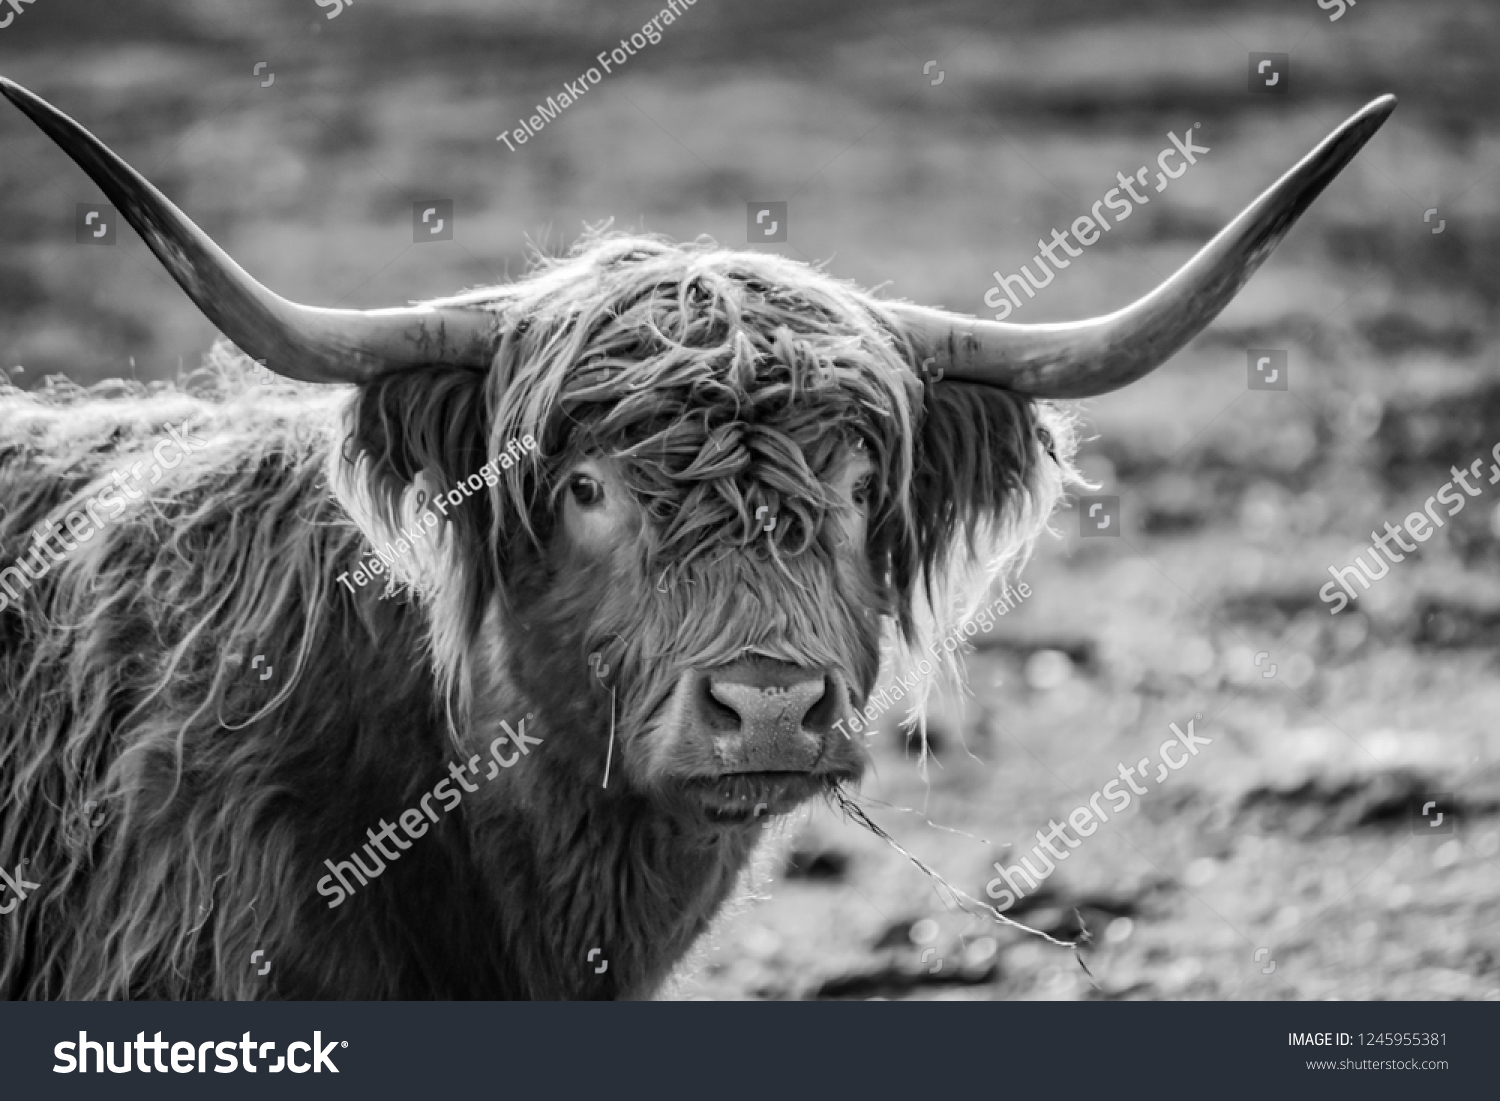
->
left=2, top=0, right=1497, bottom=999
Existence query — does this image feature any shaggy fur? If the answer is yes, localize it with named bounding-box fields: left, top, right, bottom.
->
left=0, top=232, right=1081, bottom=999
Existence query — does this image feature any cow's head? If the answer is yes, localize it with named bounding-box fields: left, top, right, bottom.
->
left=325, top=236, right=1079, bottom=821
left=0, top=78, right=1394, bottom=825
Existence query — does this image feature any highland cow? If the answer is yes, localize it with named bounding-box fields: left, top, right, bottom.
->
left=0, top=79, right=1393, bottom=999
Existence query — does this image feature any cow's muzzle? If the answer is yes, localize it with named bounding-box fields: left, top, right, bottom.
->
left=655, top=656, right=863, bottom=817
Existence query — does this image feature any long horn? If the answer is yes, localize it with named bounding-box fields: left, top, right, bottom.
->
left=897, top=94, right=1396, bottom=399
left=0, top=78, right=495, bottom=384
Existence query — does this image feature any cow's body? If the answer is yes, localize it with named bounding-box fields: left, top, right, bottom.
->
left=0, top=376, right=774, bottom=998
left=0, top=243, right=1068, bottom=999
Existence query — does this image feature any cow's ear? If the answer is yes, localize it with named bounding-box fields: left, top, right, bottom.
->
left=909, top=382, right=1051, bottom=581
left=883, top=383, right=1080, bottom=768
left=329, top=380, right=502, bottom=721
left=892, top=381, right=1080, bottom=653
left=329, top=369, right=495, bottom=601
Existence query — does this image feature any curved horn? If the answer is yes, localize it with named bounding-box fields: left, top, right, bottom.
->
left=0, top=77, right=495, bottom=384
left=897, top=94, right=1396, bottom=399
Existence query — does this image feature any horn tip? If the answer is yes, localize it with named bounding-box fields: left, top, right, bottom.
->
left=1360, top=93, right=1399, bottom=123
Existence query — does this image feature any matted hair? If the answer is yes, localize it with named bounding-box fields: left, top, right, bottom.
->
left=335, top=229, right=1084, bottom=758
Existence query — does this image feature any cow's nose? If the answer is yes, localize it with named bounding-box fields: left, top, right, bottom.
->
left=695, top=659, right=841, bottom=771
left=710, top=674, right=827, bottom=737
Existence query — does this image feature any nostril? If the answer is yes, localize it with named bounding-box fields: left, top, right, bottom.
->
left=801, top=675, right=839, bottom=733
left=698, top=675, right=744, bottom=732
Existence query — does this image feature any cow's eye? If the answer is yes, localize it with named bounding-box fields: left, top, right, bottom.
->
left=568, top=473, right=605, bottom=508
left=851, top=473, right=873, bottom=508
